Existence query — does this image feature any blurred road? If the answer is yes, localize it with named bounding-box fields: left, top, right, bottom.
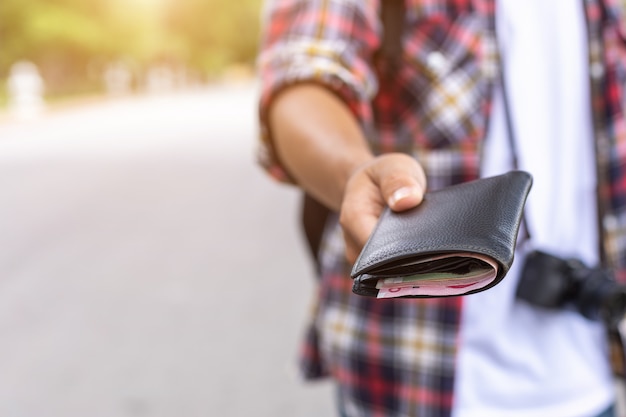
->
left=0, top=82, right=335, bottom=417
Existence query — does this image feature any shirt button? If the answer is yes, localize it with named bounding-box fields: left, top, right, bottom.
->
left=427, top=51, right=449, bottom=75
left=604, top=214, right=618, bottom=231
left=590, top=62, right=605, bottom=79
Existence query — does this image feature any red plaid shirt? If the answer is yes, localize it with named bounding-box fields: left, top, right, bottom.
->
left=257, top=0, right=626, bottom=415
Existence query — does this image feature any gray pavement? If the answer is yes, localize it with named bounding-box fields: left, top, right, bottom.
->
left=0, top=82, right=335, bottom=416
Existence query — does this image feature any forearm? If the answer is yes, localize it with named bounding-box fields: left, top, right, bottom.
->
left=268, top=84, right=374, bottom=211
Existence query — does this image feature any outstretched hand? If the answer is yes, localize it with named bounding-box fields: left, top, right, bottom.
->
left=339, top=153, right=427, bottom=264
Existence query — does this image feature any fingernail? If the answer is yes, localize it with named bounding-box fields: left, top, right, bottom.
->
left=389, top=186, right=420, bottom=206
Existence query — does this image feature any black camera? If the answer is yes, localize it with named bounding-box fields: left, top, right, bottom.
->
left=517, top=250, right=626, bottom=326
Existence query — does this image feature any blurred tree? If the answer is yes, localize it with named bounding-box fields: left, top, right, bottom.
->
left=0, top=0, right=262, bottom=98
left=163, top=0, right=261, bottom=75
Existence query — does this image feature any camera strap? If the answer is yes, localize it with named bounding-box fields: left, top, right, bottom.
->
left=495, top=39, right=532, bottom=243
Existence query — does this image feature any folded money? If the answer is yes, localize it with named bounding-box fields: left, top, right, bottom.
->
left=375, top=252, right=498, bottom=298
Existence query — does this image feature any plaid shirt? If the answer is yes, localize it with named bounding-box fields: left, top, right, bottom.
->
left=257, top=0, right=626, bottom=415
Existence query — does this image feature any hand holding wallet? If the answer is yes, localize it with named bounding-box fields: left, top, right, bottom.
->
left=351, top=170, right=533, bottom=298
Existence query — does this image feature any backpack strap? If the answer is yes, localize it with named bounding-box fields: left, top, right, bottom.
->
left=301, top=193, right=331, bottom=276
left=375, top=0, right=406, bottom=79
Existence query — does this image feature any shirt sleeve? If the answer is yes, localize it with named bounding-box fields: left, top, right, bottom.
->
left=256, top=0, right=381, bottom=182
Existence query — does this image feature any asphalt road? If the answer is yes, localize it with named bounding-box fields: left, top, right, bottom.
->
left=0, top=82, right=335, bottom=417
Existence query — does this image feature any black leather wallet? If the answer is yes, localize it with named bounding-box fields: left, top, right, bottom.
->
left=351, top=170, right=533, bottom=298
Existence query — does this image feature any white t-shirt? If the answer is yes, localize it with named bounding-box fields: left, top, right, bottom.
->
left=453, top=1, right=615, bottom=416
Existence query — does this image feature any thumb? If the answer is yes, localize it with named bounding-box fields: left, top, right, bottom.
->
left=387, top=184, right=424, bottom=211
left=371, top=153, right=426, bottom=212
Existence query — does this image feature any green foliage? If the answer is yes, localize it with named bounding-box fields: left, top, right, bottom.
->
left=164, top=0, right=261, bottom=70
left=0, top=0, right=263, bottom=95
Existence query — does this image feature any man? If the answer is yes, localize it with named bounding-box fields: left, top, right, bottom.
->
left=257, top=0, right=626, bottom=415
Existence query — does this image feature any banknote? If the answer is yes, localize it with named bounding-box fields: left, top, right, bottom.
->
left=376, top=252, right=499, bottom=299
